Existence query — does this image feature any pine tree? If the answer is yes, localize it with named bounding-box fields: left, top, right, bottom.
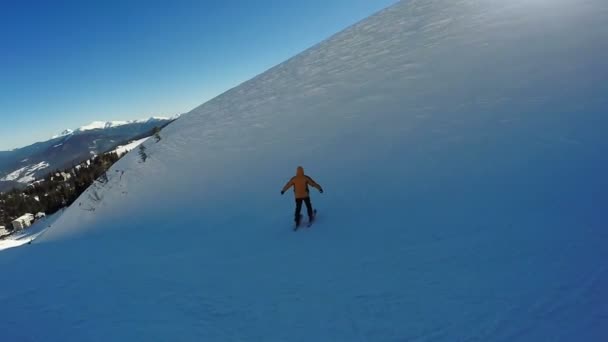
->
left=0, top=146, right=133, bottom=229
left=138, top=144, right=148, bottom=162
left=153, top=126, right=162, bottom=142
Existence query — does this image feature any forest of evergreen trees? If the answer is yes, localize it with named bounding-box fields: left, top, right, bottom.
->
left=0, top=151, right=122, bottom=233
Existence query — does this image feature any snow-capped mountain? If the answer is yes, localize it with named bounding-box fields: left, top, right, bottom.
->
left=71, top=117, right=173, bottom=133
left=50, top=117, right=175, bottom=137
left=77, top=121, right=130, bottom=132
left=51, top=129, right=74, bottom=139
left=1, top=0, right=607, bottom=341
left=0, top=117, right=175, bottom=191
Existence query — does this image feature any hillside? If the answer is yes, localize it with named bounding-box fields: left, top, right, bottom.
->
left=0, top=117, right=174, bottom=191
left=1, top=0, right=607, bottom=341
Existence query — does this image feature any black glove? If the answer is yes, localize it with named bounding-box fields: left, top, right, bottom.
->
left=319, top=188, right=324, bottom=194
left=281, top=190, right=285, bottom=195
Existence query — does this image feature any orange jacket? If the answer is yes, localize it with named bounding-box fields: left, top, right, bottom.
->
left=281, top=166, right=323, bottom=199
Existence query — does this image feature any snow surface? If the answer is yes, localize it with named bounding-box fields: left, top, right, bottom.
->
left=0, top=212, right=62, bottom=251
left=1, top=0, right=608, bottom=341
left=0, top=161, right=50, bottom=183
left=110, top=137, right=150, bottom=156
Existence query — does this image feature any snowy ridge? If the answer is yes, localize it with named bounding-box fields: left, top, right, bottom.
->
left=77, top=121, right=130, bottom=131
left=2, top=0, right=608, bottom=341
left=110, top=137, right=150, bottom=156
left=51, top=129, right=74, bottom=139
left=76, top=117, right=170, bottom=132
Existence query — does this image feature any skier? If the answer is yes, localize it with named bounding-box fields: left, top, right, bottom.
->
left=281, top=166, right=323, bottom=228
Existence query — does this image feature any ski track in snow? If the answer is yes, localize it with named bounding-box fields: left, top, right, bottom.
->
left=1, top=0, right=608, bottom=341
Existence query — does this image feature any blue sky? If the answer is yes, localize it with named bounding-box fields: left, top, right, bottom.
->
left=0, top=0, right=397, bottom=150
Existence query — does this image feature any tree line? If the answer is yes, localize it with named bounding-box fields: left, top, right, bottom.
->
left=0, top=152, right=121, bottom=231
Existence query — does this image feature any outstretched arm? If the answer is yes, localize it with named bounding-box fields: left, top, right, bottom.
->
left=281, top=177, right=295, bottom=194
left=306, top=176, right=323, bottom=193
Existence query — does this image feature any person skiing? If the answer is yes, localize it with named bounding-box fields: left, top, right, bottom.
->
left=281, top=166, right=323, bottom=228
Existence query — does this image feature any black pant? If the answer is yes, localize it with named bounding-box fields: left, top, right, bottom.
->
left=295, top=197, right=313, bottom=222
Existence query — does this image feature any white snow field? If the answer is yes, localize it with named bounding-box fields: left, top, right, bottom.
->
left=1, top=0, right=608, bottom=340
left=110, top=137, right=150, bottom=157
left=0, top=212, right=63, bottom=251
left=0, top=161, right=50, bottom=183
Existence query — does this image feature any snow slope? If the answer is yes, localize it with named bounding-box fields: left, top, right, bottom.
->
left=2, top=0, right=608, bottom=341
left=0, top=161, right=49, bottom=183
left=0, top=212, right=63, bottom=251
left=109, top=137, right=150, bottom=156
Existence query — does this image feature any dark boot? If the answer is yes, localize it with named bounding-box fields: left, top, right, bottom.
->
left=295, top=214, right=302, bottom=228
left=304, top=197, right=314, bottom=222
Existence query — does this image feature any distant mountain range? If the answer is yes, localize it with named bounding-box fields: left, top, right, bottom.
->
left=53, top=118, right=173, bottom=138
left=0, top=117, right=176, bottom=191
